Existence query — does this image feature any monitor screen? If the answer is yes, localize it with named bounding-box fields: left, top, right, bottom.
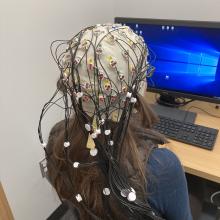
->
left=116, top=18, right=220, bottom=103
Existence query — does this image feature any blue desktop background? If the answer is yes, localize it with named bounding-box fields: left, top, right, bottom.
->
left=126, top=23, right=220, bottom=99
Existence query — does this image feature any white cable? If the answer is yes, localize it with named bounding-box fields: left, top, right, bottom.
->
left=210, top=191, right=220, bottom=206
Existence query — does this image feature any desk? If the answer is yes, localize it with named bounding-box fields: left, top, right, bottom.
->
left=146, top=92, right=220, bottom=184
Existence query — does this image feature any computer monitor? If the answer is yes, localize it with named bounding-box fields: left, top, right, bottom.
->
left=115, top=17, right=220, bottom=105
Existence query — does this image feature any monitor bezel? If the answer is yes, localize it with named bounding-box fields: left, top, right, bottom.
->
left=115, top=17, right=220, bottom=104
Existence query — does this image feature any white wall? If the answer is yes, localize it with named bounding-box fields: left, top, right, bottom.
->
left=0, top=1, right=114, bottom=220
left=114, top=0, right=220, bottom=21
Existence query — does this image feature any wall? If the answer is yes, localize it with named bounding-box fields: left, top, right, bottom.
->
left=114, top=0, right=220, bottom=21
left=0, top=1, right=114, bottom=219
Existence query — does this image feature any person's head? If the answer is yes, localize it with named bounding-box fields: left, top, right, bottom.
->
left=38, top=23, right=165, bottom=220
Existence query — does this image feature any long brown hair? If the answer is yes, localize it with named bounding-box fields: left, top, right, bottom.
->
left=46, top=94, right=166, bottom=219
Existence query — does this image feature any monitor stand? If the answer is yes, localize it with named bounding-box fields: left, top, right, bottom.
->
left=156, top=94, right=183, bottom=107
left=151, top=94, right=197, bottom=124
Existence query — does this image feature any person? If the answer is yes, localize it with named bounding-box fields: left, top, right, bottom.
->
left=38, top=23, right=193, bottom=220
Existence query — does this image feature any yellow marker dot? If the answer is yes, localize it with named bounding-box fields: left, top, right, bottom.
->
left=111, top=111, right=118, bottom=122
left=106, top=55, right=113, bottom=62
left=88, top=58, right=94, bottom=64
left=86, top=135, right=95, bottom=149
left=92, top=118, right=97, bottom=130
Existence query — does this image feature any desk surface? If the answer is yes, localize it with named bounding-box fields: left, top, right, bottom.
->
left=146, top=92, right=220, bottom=184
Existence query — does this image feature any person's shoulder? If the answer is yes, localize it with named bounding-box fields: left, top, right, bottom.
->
left=147, top=148, right=193, bottom=220
left=148, top=147, right=181, bottom=166
left=147, top=147, right=183, bottom=179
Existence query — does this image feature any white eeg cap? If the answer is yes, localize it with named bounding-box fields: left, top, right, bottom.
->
left=62, top=23, right=148, bottom=118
